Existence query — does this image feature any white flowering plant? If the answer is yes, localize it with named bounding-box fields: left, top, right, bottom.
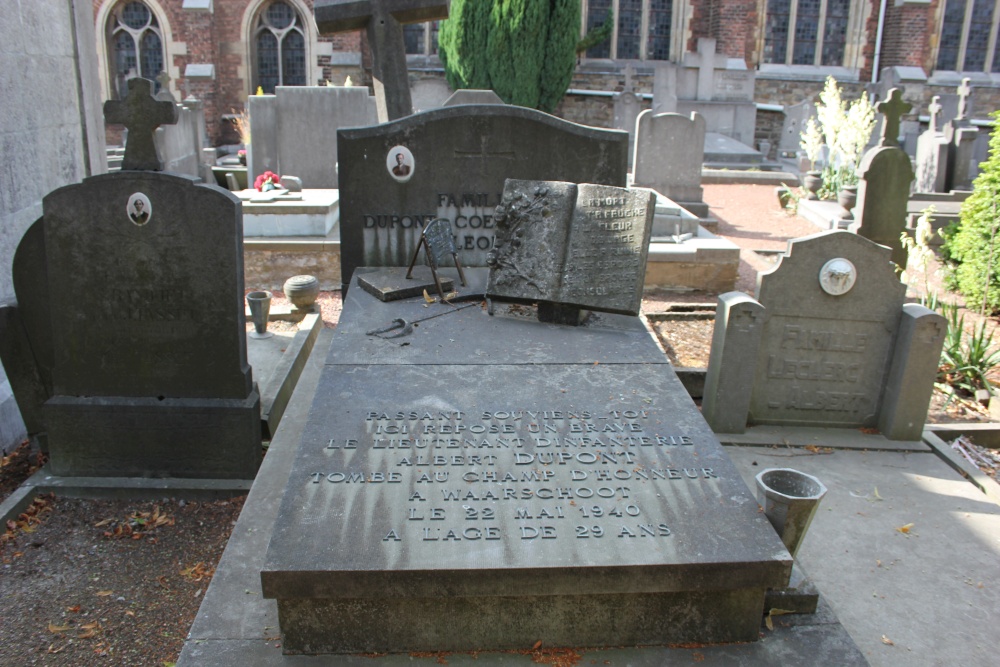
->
left=799, top=117, right=824, bottom=171
left=801, top=77, right=876, bottom=199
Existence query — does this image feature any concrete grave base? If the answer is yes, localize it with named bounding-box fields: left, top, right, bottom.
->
left=45, top=391, right=261, bottom=479
left=277, top=589, right=765, bottom=654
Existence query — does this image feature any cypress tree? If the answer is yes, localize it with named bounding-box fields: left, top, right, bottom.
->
left=438, top=0, right=492, bottom=90
left=439, top=0, right=582, bottom=114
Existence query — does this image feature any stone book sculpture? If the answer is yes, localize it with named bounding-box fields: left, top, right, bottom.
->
left=486, top=179, right=655, bottom=317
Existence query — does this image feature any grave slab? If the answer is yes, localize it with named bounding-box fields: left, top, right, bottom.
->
left=260, top=268, right=792, bottom=654
left=178, top=327, right=868, bottom=667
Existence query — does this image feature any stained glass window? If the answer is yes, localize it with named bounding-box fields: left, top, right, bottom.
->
left=108, top=1, right=164, bottom=98
left=792, top=0, right=821, bottom=65
left=822, top=0, right=850, bottom=66
left=646, top=0, right=672, bottom=61
left=935, top=0, right=1000, bottom=72
left=764, top=0, right=856, bottom=66
left=763, top=0, right=791, bottom=64
left=582, top=0, right=672, bottom=61
left=254, top=1, right=308, bottom=93
left=616, top=0, right=643, bottom=60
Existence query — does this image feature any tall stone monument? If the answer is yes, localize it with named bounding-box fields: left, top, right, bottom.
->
left=915, top=96, right=949, bottom=193
left=943, top=78, right=979, bottom=192
left=0, top=78, right=260, bottom=478
left=314, top=0, right=450, bottom=122
left=852, top=88, right=914, bottom=270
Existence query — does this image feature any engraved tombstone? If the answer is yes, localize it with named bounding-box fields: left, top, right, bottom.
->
left=703, top=231, right=945, bottom=440
left=632, top=110, right=707, bottom=215
left=336, top=105, right=628, bottom=291
left=915, top=96, right=950, bottom=193
left=0, top=79, right=260, bottom=478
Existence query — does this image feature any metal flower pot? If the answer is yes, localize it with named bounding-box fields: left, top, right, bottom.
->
left=755, top=468, right=827, bottom=557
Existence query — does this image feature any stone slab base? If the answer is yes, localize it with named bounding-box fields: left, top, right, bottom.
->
left=277, top=589, right=766, bottom=655
left=45, top=391, right=261, bottom=479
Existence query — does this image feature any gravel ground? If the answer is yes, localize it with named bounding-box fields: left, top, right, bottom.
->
left=0, top=183, right=994, bottom=666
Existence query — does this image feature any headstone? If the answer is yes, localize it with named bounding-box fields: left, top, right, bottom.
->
left=103, top=78, right=179, bottom=171
left=632, top=110, right=706, bottom=213
left=779, top=101, right=815, bottom=158
left=443, top=89, right=505, bottom=106
left=336, top=104, right=628, bottom=291
left=486, top=179, right=654, bottom=317
left=703, top=231, right=945, bottom=440
left=248, top=86, right=378, bottom=189
left=613, top=63, right=642, bottom=168
left=411, top=78, right=453, bottom=111
left=314, top=0, right=450, bottom=122
left=653, top=38, right=756, bottom=147
left=943, top=79, right=979, bottom=191
left=853, top=88, right=914, bottom=269
left=0, top=80, right=260, bottom=477
left=156, top=97, right=208, bottom=178
left=915, top=96, right=949, bottom=193
left=3, top=171, right=262, bottom=478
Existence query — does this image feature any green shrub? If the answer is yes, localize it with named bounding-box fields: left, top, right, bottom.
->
left=941, top=110, right=1000, bottom=312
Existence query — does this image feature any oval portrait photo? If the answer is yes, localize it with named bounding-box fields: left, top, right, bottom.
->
left=386, top=145, right=415, bottom=183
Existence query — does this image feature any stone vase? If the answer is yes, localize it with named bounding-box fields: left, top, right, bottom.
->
left=246, top=290, right=273, bottom=339
left=755, top=468, right=827, bottom=557
left=837, top=185, right=858, bottom=220
left=283, top=275, right=321, bottom=311
left=802, top=171, right=823, bottom=200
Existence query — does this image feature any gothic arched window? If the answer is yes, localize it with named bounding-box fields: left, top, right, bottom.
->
left=107, top=1, right=165, bottom=99
left=254, top=1, right=308, bottom=93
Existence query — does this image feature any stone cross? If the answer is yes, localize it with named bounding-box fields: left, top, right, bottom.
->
left=104, top=77, right=179, bottom=171
left=155, top=71, right=175, bottom=102
left=314, top=0, right=450, bottom=122
left=876, top=88, right=911, bottom=148
left=623, top=62, right=635, bottom=93
left=956, top=77, right=972, bottom=121
left=927, top=95, right=942, bottom=133
left=687, top=38, right=725, bottom=101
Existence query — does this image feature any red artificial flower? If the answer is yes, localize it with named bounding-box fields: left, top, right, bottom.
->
left=254, top=171, right=282, bottom=191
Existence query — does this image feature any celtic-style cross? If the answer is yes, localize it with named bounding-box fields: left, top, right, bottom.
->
left=314, top=0, right=450, bottom=122
left=104, top=78, right=178, bottom=171
left=927, top=96, right=942, bottom=133
left=876, top=88, right=911, bottom=148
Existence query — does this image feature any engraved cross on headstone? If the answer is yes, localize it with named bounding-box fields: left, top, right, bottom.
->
left=876, top=88, right=911, bottom=148
left=927, top=95, right=942, bottom=133
left=103, top=77, right=179, bottom=171
left=454, top=136, right=514, bottom=160
left=733, top=308, right=759, bottom=334
left=314, top=0, right=450, bottom=122
left=956, top=77, right=972, bottom=121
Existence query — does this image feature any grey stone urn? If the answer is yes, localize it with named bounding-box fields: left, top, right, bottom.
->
left=246, top=290, right=273, bottom=339
left=802, top=171, right=823, bottom=200
left=283, top=275, right=320, bottom=311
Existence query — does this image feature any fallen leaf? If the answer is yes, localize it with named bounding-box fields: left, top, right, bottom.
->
left=764, top=608, right=795, bottom=631
left=423, top=289, right=434, bottom=304
left=47, top=643, right=66, bottom=654
left=532, top=640, right=543, bottom=650
left=80, top=621, right=100, bottom=630
left=896, top=523, right=914, bottom=534
left=881, top=635, right=894, bottom=645
left=873, top=487, right=883, bottom=500
left=125, top=610, right=135, bottom=617
left=48, top=622, right=72, bottom=634
left=96, top=590, right=113, bottom=597
left=66, top=605, right=81, bottom=613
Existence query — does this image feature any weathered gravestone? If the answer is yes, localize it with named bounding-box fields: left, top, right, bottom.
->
left=248, top=85, right=378, bottom=189
left=0, top=78, right=260, bottom=478
left=613, top=63, right=642, bottom=168
left=943, top=78, right=979, bottom=192
left=852, top=88, right=914, bottom=270
left=336, top=105, right=628, bottom=291
left=703, top=231, right=945, bottom=440
left=779, top=101, right=815, bottom=158
left=260, top=212, right=791, bottom=653
left=632, top=110, right=708, bottom=217
left=915, top=96, right=950, bottom=193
